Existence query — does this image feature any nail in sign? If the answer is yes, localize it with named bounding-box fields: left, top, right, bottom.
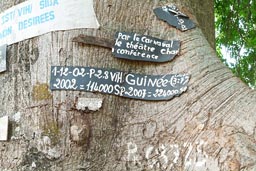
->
left=154, top=4, right=196, bottom=31
left=112, top=32, right=180, bottom=62
left=50, top=66, right=190, bottom=101
left=0, top=44, right=7, bottom=73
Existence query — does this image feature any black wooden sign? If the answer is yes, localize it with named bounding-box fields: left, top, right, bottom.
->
left=50, top=66, right=190, bottom=101
left=0, top=44, right=7, bottom=73
left=112, top=32, right=180, bottom=62
left=154, top=4, right=196, bottom=31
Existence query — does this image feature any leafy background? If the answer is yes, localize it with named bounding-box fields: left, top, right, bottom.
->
left=215, top=0, right=256, bottom=88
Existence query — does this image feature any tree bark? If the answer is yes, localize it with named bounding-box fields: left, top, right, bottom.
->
left=0, top=0, right=256, bottom=171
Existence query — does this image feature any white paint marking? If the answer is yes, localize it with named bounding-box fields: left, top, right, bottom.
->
left=76, top=98, right=103, bottom=111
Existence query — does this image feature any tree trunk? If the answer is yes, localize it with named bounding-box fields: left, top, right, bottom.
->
left=0, top=0, right=256, bottom=171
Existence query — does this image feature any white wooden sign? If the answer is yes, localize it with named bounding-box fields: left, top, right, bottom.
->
left=0, top=116, right=8, bottom=141
left=0, top=44, right=7, bottom=73
left=0, top=0, right=100, bottom=46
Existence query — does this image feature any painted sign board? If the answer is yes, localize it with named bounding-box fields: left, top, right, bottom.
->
left=0, top=116, right=8, bottom=141
left=50, top=66, right=190, bottom=101
left=154, top=4, right=195, bottom=31
left=0, top=44, right=7, bottom=73
left=112, top=32, right=180, bottom=62
left=0, top=0, right=99, bottom=46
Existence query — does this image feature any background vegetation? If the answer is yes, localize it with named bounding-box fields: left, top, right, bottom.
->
left=215, top=0, right=256, bottom=88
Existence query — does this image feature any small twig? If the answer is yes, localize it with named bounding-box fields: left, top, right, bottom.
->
left=72, top=34, right=115, bottom=49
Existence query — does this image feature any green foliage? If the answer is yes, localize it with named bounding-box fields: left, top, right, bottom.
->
left=215, top=0, right=256, bottom=88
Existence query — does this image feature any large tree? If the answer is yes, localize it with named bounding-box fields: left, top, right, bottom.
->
left=0, top=0, right=256, bottom=171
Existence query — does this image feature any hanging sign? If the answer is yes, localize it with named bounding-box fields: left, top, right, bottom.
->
left=154, top=4, right=195, bottom=31
left=0, top=116, right=8, bottom=141
left=0, top=44, right=7, bottom=73
left=50, top=66, right=190, bottom=101
left=0, top=0, right=99, bottom=46
left=112, top=32, right=180, bottom=62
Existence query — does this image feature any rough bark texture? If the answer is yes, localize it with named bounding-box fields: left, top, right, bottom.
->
left=0, top=0, right=255, bottom=171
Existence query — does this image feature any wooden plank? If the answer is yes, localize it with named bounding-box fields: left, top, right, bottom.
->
left=0, top=116, right=8, bottom=141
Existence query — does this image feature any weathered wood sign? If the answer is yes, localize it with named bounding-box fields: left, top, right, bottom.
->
left=0, top=116, right=8, bottom=141
left=112, top=32, right=180, bottom=62
left=154, top=4, right=196, bottom=31
left=0, top=44, right=7, bottom=73
left=50, top=66, right=190, bottom=101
